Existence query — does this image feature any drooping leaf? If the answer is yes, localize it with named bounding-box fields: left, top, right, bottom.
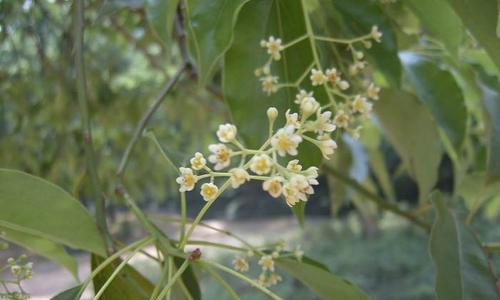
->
left=400, top=52, right=467, bottom=150
left=50, top=285, right=82, bottom=300
left=333, top=0, right=401, bottom=86
left=446, top=0, right=500, bottom=72
left=185, top=0, right=250, bottom=85
left=146, top=0, right=180, bottom=46
left=0, top=169, right=106, bottom=255
left=476, top=70, right=500, bottom=183
left=374, top=90, right=442, bottom=202
left=277, top=257, right=370, bottom=300
left=91, top=255, right=155, bottom=300
left=429, top=192, right=498, bottom=300
left=406, top=0, right=463, bottom=54
left=0, top=226, right=78, bottom=278
left=174, top=256, right=202, bottom=300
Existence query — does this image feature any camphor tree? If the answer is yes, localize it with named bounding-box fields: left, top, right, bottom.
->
left=1, top=0, right=500, bottom=299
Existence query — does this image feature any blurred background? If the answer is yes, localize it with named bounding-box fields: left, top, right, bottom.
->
left=1, top=0, right=500, bottom=299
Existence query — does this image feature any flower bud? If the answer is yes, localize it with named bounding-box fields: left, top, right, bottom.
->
left=267, top=107, right=278, bottom=121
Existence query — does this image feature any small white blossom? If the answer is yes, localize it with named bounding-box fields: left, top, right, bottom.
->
left=262, top=176, right=283, bottom=198
left=367, top=83, right=380, bottom=100
left=305, top=166, right=319, bottom=186
left=260, top=36, right=284, bottom=60
left=271, top=125, right=303, bottom=156
left=260, top=75, right=279, bottom=95
left=208, top=144, right=232, bottom=170
left=176, top=167, right=198, bottom=192
left=250, top=154, right=273, bottom=175
left=371, top=25, right=383, bottom=43
left=334, top=109, right=350, bottom=128
left=294, top=90, right=313, bottom=104
left=232, top=256, right=250, bottom=272
left=267, top=107, right=278, bottom=121
left=229, top=168, right=250, bottom=188
left=314, top=110, right=337, bottom=134
left=216, top=123, right=237, bottom=143
left=258, top=255, right=275, bottom=272
left=338, top=80, right=350, bottom=90
left=286, top=159, right=302, bottom=172
left=326, top=68, right=339, bottom=84
left=351, top=95, right=373, bottom=115
left=316, top=135, right=338, bottom=159
left=285, top=109, right=300, bottom=128
left=310, top=68, right=328, bottom=86
left=200, top=182, right=219, bottom=201
left=352, top=126, right=362, bottom=140
left=300, top=95, right=320, bottom=116
left=355, top=51, right=364, bottom=60
left=190, top=152, right=206, bottom=170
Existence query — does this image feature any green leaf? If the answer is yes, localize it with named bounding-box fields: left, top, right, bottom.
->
left=146, top=0, right=180, bottom=46
left=429, top=192, right=498, bottom=300
left=50, top=285, right=82, bottom=300
left=277, top=257, right=370, bottom=300
left=400, top=52, right=467, bottom=150
left=476, top=70, right=500, bottom=183
left=91, top=254, right=155, bottom=300
left=174, top=256, right=201, bottom=300
left=446, top=0, right=500, bottom=72
left=0, top=169, right=106, bottom=256
left=185, top=0, right=250, bottom=85
left=374, top=90, right=442, bottom=202
left=333, top=0, right=401, bottom=86
left=456, top=172, right=500, bottom=209
left=406, top=0, right=463, bottom=54
left=0, top=226, right=78, bottom=279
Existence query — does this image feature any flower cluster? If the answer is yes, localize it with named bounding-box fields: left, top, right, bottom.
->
left=0, top=251, right=32, bottom=300
left=256, top=26, right=383, bottom=139
left=176, top=101, right=338, bottom=206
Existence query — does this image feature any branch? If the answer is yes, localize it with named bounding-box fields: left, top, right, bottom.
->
left=74, top=0, right=110, bottom=241
left=322, top=164, right=432, bottom=233
left=116, top=63, right=187, bottom=177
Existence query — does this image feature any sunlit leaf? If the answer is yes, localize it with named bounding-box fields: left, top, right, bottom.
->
left=147, top=0, right=180, bottom=46
left=0, top=169, right=106, bottom=256
left=429, top=192, right=498, bottom=300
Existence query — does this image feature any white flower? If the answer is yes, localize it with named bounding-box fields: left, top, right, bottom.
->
left=294, top=90, right=313, bottom=104
left=232, top=256, right=249, bottom=272
left=310, top=68, right=328, bottom=86
left=316, top=135, right=338, bottom=159
left=367, top=83, right=380, bottom=100
left=208, top=144, right=232, bottom=170
left=176, top=167, right=198, bottom=192
left=190, top=152, right=206, bottom=170
left=286, top=159, right=302, bottom=172
left=371, top=25, right=383, bottom=43
left=351, top=126, right=362, bottom=140
left=290, top=174, right=314, bottom=195
left=285, top=109, right=300, bottom=128
left=271, top=125, right=303, bottom=156
left=338, top=80, right=350, bottom=90
left=260, top=36, right=284, bottom=60
left=349, top=64, right=359, bottom=76
left=304, top=166, right=319, bottom=186
left=355, top=51, right=364, bottom=60
left=351, top=95, right=373, bottom=115
left=267, top=107, right=278, bottom=121
left=260, top=75, right=279, bottom=95
left=326, top=68, right=339, bottom=84
left=216, top=123, right=237, bottom=143
left=250, top=154, right=273, bottom=175
left=300, top=95, right=320, bottom=116
left=314, top=110, right=336, bottom=134
left=262, top=176, right=283, bottom=198
left=258, top=255, right=275, bottom=272
left=200, top=182, right=219, bottom=201
left=229, top=168, right=250, bottom=188
left=334, top=109, right=350, bottom=128
left=268, top=273, right=282, bottom=286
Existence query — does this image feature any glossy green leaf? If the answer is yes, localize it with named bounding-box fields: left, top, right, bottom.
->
left=186, top=0, right=249, bottom=85
left=174, top=256, right=201, bottom=300
left=446, top=0, right=500, bottom=72
left=0, top=226, right=78, bottom=278
left=406, top=0, right=463, bottom=54
left=374, top=90, right=442, bottom=201
left=147, top=0, right=180, bottom=46
left=91, top=255, right=155, bottom=300
left=400, top=52, right=467, bottom=150
left=476, top=70, right=500, bottom=183
left=429, top=192, right=498, bottom=300
left=0, top=169, right=106, bottom=255
left=333, top=0, right=401, bottom=86
left=50, top=285, right=82, bottom=300
left=277, top=257, right=370, bottom=300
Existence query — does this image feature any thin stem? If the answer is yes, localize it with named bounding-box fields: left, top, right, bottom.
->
left=74, top=0, right=109, bottom=242
left=294, top=61, right=315, bottom=86
left=180, top=191, right=187, bottom=243
left=144, top=130, right=180, bottom=175
left=283, top=34, right=308, bottom=49
left=155, top=259, right=190, bottom=300
left=116, top=64, right=187, bottom=177
left=199, top=259, right=283, bottom=300
left=322, top=164, right=432, bottom=232
left=202, top=266, right=240, bottom=300
left=314, top=34, right=370, bottom=44
left=149, top=260, right=169, bottom=300
left=166, top=257, right=174, bottom=300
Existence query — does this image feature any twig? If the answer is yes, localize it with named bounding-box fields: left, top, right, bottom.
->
left=116, top=63, right=187, bottom=177
left=74, top=0, right=110, bottom=242
left=322, top=164, right=432, bottom=233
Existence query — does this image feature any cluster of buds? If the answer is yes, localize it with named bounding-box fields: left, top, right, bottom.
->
left=1, top=254, right=32, bottom=300
left=256, top=26, right=383, bottom=139
left=176, top=100, right=340, bottom=206
left=231, top=242, right=304, bottom=288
